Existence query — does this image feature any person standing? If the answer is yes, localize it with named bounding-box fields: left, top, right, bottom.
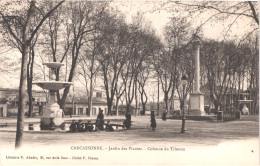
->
left=162, top=108, right=167, bottom=121
left=96, top=110, right=104, bottom=131
left=151, top=111, right=156, bottom=132
left=123, top=113, right=131, bottom=129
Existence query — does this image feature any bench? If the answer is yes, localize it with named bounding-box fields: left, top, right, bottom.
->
left=106, top=123, right=125, bottom=130
left=65, top=119, right=127, bottom=131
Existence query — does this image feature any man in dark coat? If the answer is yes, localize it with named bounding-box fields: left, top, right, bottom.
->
left=123, top=113, right=131, bottom=129
left=96, top=110, right=104, bottom=131
left=162, top=109, right=167, bottom=121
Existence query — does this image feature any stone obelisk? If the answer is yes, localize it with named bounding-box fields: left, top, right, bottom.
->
left=189, top=35, right=205, bottom=116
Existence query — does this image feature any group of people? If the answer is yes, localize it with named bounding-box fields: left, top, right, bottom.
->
left=69, top=109, right=115, bottom=132
left=150, top=108, right=168, bottom=132
left=96, top=109, right=114, bottom=132
left=69, top=108, right=167, bottom=133
left=69, top=120, right=94, bottom=132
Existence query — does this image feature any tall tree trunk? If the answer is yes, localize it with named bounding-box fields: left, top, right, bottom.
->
left=126, top=103, right=130, bottom=114
left=142, top=103, right=146, bottom=115
left=88, top=97, right=93, bottom=116
left=15, top=2, right=34, bottom=148
left=134, top=82, right=138, bottom=116
left=107, top=99, right=113, bottom=115
left=140, top=93, right=145, bottom=115
left=27, top=49, right=35, bottom=117
left=88, top=78, right=93, bottom=116
left=115, top=98, right=119, bottom=116
left=58, top=55, right=78, bottom=111
left=16, top=44, right=30, bottom=148
left=164, top=92, right=169, bottom=112
left=125, top=82, right=135, bottom=115
left=214, top=101, right=219, bottom=112
left=139, top=84, right=148, bottom=115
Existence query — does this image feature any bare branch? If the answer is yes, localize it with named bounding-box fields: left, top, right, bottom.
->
left=29, top=0, right=65, bottom=42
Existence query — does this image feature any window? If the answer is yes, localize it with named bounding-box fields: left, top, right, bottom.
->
left=96, top=92, right=102, bottom=98
left=86, top=108, right=89, bottom=116
left=92, top=108, right=96, bottom=116
left=78, top=108, right=83, bottom=115
left=12, top=101, right=16, bottom=106
left=0, top=107, right=3, bottom=117
left=105, top=108, right=107, bottom=115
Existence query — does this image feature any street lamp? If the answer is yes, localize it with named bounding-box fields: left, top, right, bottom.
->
left=181, top=74, right=188, bottom=133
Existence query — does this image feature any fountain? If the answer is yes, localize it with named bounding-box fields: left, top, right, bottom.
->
left=33, top=62, right=73, bottom=130
left=238, top=93, right=253, bottom=115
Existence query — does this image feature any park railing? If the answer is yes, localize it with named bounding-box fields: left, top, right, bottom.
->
left=217, top=111, right=241, bottom=121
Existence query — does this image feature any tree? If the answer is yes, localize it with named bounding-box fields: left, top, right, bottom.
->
left=27, top=12, right=45, bottom=117
left=27, top=37, right=37, bottom=117
left=121, top=21, right=161, bottom=115
left=233, top=36, right=259, bottom=114
left=175, top=43, right=194, bottom=113
left=0, top=0, right=64, bottom=148
left=173, top=1, right=259, bottom=41
left=137, top=66, right=150, bottom=115
left=114, top=77, right=125, bottom=116
left=245, top=36, right=259, bottom=115
left=40, top=1, right=108, bottom=111
left=154, top=17, right=193, bottom=112
left=96, top=11, right=129, bottom=115
left=200, top=40, right=237, bottom=111
left=78, top=31, right=101, bottom=116
left=0, top=2, right=41, bottom=118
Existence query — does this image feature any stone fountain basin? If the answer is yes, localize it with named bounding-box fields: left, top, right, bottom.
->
left=33, top=81, right=73, bottom=90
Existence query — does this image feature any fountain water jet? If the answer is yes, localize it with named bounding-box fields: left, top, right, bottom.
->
left=33, top=62, right=73, bottom=130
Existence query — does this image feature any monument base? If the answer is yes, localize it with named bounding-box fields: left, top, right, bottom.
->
left=189, top=92, right=205, bottom=116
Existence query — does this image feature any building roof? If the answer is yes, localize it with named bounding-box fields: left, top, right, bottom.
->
left=0, top=88, right=46, bottom=102
left=0, top=88, right=45, bottom=93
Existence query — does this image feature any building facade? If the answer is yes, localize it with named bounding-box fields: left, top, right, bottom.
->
left=64, top=97, right=108, bottom=116
left=64, top=90, right=108, bottom=116
left=0, top=88, right=46, bottom=117
left=0, top=88, right=109, bottom=117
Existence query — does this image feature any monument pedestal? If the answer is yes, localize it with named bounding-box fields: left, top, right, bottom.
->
left=189, top=92, right=205, bottom=116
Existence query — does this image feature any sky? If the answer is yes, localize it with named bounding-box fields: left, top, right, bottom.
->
left=113, top=1, right=256, bottom=41
left=112, top=1, right=172, bottom=38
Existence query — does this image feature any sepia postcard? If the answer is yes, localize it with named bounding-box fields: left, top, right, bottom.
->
left=0, top=0, right=259, bottom=165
